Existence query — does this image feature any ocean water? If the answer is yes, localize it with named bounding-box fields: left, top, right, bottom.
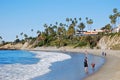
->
left=0, top=50, right=104, bottom=80
left=0, top=50, right=39, bottom=64
left=33, top=52, right=105, bottom=80
left=0, top=50, right=71, bottom=80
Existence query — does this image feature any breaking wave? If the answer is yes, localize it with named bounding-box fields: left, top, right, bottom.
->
left=0, top=51, right=71, bottom=80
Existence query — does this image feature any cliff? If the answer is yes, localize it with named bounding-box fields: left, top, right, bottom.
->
left=0, top=43, right=23, bottom=50
left=97, top=34, right=120, bottom=50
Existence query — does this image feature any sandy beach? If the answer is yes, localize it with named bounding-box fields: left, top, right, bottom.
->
left=84, top=50, right=120, bottom=80
left=32, top=47, right=120, bottom=80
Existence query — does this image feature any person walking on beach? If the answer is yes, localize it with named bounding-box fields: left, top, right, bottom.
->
left=102, top=51, right=104, bottom=56
left=84, top=57, right=88, bottom=73
left=102, top=51, right=107, bottom=56
left=104, top=52, right=106, bottom=56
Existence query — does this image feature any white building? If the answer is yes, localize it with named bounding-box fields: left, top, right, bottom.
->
left=76, top=29, right=104, bottom=35
left=112, top=24, right=120, bottom=33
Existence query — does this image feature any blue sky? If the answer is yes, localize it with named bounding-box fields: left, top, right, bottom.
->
left=0, top=0, right=120, bottom=41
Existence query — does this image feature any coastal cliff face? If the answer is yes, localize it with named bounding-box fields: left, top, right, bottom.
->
left=0, top=37, right=40, bottom=50
left=97, top=34, right=120, bottom=50
left=0, top=41, right=33, bottom=50
left=0, top=43, right=23, bottom=50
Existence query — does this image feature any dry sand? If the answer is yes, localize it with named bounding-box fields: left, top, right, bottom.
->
left=84, top=50, right=120, bottom=80
left=32, top=47, right=120, bottom=80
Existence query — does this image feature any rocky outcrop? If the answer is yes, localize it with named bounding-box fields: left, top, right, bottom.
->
left=97, top=34, right=120, bottom=49
left=21, top=42, right=29, bottom=49
left=0, top=38, right=39, bottom=50
left=0, top=43, right=23, bottom=50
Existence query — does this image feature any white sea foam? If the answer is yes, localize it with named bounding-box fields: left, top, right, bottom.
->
left=0, top=51, right=71, bottom=80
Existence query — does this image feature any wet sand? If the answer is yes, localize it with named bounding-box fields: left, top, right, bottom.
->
left=32, top=47, right=120, bottom=80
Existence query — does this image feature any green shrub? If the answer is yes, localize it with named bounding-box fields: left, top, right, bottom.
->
left=14, top=39, right=20, bottom=43
left=38, top=41, right=44, bottom=47
left=74, top=41, right=87, bottom=48
left=90, top=41, right=97, bottom=49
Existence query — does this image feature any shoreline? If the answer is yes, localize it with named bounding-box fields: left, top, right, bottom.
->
left=32, top=49, right=104, bottom=80
left=84, top=52, right=120, bottom=80
left=31, top=47, right=120, bottom=80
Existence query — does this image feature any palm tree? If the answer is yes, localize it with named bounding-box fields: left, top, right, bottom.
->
left=16, top=35, right=18, bottom=39
left=86, top=18, right=93, bottom=31
left=31, top=29, right=33, bottom=32
left=71, top=20, right=76, bottom=27
left=37, top=30, right=40, bottom=34
left=44, top=24, right=48, bottom=35
left=66, top=18, right=69, bottom=27
left=0, top=36, right=2, bottom=40
left=20, top=32, right=23, bottom=40
left=79, top=17, right=82, bottom=24
left=70, top=18, right=72, bottom=22
left=66, top=18, right=69, bottom=22
left=55, top=22, right=58, bottom=26
left=24, top=34, right=28, bottom=41
left=109, top=8, right=118, bottom=28
left=59, top=23, right=63, bottom=27
left=103, top=24, right=112, bottom=33
left=78, top=22, right=86, bottom=33
left=113, top=8, right=118, bottom=14
left=15, top=35, right=20, bottom=43
left=74, top=18, right=77, bottom=21
left=31, top=29, right=34, bottom=38
left=61, top=26, right=66, bottom=36
left=41, top=32, right=46, bottom=46
left=50, top=24, right=52, bottom=27
left=109, top=15, right=116, bottom=28
left=57, top=27, right=62, bottom=36
left=89, top=19, right=93, bottom=31
left=56, top=25, right=67, bottom=47
left=37, top=30, right=41, bottom=36
left=79, top=17, right=82, bottom=21
left=52, top=25, right=57, bottom=32
left=67, top=24, right=75, bottom=43
left=86, top=17, right=88, bottom=21
left=20, top=32, right=23, bottom=36
left=46, top=27, right=54, bottom=46
left=48, top=26, right=55, bottom=36
left=86, top=17, right=89, bottom=30
left=44, top=24, right=48, bottom=28
left=74, top=18, right=78, bottom=25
